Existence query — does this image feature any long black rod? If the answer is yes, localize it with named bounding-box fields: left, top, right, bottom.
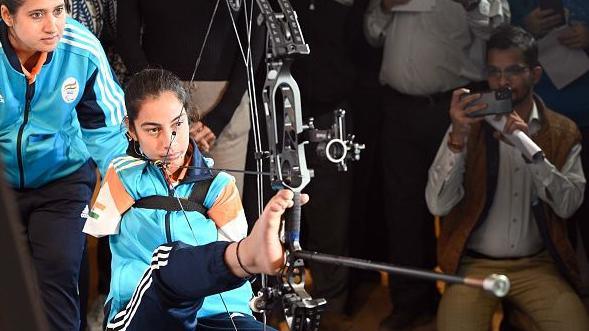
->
left=292, top=250, right=510, bottom=297
left=293, top=250, right=465, bottom=284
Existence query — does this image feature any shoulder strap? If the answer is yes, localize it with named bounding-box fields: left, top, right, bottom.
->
left=133, top=176, right=215, bottom=214
left=133, top=196, right=208, bottom=214
left=188, top=177, right=214, bottom=207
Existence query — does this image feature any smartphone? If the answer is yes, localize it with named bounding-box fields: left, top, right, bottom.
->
left=463, top=88, right=513, bottom=118
left=538, top=0, right=566, bottom=27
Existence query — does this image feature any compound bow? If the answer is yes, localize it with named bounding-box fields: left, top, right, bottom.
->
left=204, top=1, right=511, bottom=329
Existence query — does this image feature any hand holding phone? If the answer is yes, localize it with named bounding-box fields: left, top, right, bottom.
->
left=538, top=0, right=565, bottom=24
left=524, top=2, right=565, bottom=36
left=448, top=88, right=492, bottom=150
left=461, top=87, right=513, bottom=118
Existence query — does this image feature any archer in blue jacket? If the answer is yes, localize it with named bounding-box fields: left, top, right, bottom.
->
left=84, top=68, right=301, bottom=330
left=0, top=0, right=127, bottom=329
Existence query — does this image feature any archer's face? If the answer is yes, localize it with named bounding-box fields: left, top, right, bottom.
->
left=128, top=91, right=191, bottom=171
left=1, top=0, right=66, bottom=57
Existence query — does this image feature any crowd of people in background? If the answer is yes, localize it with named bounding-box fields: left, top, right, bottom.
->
left=1, top=0, right=588, bottom=330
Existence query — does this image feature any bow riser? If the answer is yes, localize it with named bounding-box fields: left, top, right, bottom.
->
left=262, top=59, right=311, bottom=193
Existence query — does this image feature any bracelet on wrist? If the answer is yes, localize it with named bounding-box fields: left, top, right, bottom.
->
left=236, top=238, right=255, bottom=277
left=447, top=131, right=465, bottom=152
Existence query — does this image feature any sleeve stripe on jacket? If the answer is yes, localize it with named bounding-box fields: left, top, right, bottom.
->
left=62, top=23, right=125, bottom=125
left=61, top=34, right=118, bottom=125
left=64, top=22, right=126, bottom=108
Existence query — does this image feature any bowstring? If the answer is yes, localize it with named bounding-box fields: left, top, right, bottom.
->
left=182, top=1, right=241, bottom=329
left=189, top=0, right=222, bottom=84
left=224, top=1, right=269, bottom=329
left=186, top=0, right=271, bottom=329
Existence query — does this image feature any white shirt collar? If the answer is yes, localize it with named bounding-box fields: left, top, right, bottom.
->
left=528, top=101, right=541, bottom=136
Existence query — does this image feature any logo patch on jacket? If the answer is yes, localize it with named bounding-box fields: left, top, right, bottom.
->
left=0, top=93, right=4, bottom=103
left=80, top=205, right=89, bottom=219
left=61, top=77, right=80, bottom=103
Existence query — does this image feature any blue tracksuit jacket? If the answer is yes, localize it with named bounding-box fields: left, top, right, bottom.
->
left=0, top=17, right=127, bottom=189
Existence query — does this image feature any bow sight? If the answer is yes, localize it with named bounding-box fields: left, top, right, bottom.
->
left=304, top=109, right=365, bottom=172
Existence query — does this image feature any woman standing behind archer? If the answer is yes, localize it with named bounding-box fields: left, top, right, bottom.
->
left=0, top=0, right=127, bottom=330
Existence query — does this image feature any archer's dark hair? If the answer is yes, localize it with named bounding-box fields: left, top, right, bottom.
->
left=486, top=25, right=539, bottom=67
left=124, top=68, right=195, bottom=124
left=0, top=0, right=26, bottom=13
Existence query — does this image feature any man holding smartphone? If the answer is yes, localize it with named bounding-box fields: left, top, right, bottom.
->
left=426, top=25, right=588, bottom=331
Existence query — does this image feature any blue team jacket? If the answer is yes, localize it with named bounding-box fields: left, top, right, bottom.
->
left=91, top=148, right=252, bottom=322
left=0, top=17, right=127, bottom=188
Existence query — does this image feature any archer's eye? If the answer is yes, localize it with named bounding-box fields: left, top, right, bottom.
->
left=54, top=6, right=65, bottom=16
left=146, top=127, right=160, bottom=136
left=30, top=11, right=44, bottom=19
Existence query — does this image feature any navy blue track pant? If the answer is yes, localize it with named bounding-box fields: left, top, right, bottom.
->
left=105, top=241, right=276, bottom=331
left=13, top=160, right=96, bottom=331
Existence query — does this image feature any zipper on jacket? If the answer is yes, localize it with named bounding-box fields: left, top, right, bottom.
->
left=164, top=184, right=176, bottom=242
left=155, top=164, right=175, bottom=243
left=165, top=211, right=172, bottom=243
left=16, top=82, right=35, bottom=189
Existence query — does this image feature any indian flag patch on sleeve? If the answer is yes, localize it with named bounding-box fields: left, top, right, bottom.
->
left=208, top=181, right=248, bottom=242
left=83, top=166, right=135, bottom=237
